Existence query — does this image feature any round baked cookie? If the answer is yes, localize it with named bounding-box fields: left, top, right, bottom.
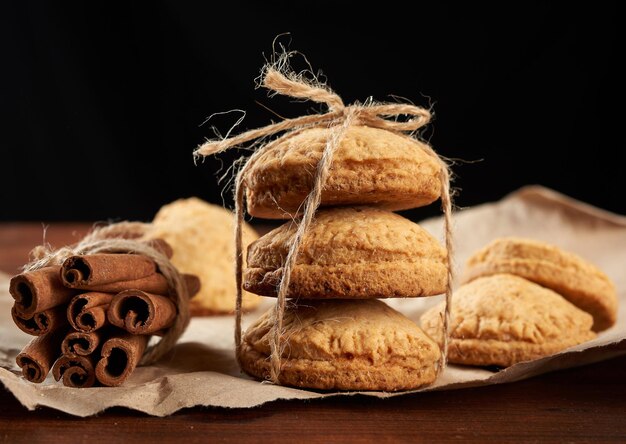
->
left=244, top=206, right=448, bottom=299
left=462, top=237, right=617, bottom=331
left=421, top=274, right=596, bottom=367
left=239, top=299, right=441, bottom=391
left=244, top=125, right=442, bottom=219
left=145, top=197, right=261, bottom=315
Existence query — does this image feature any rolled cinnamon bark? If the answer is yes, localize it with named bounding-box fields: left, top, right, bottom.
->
left=108, top=290, right=177, bottom=334
left=60, top=271, right=199, bottom=296
left=95, top=333, right=149, bottom=387
left=52, top=354, right=97, bottom=388
left=15, top=329, right=65, bottom=383
left=60, top=254, right=157, bottom=289
left=61, top=330, right=105, bottom=356
left=67, top=292, right=113, bottom=332
left=11, top=305, right=67, bottom=336
left=10, top=266, right=76, bottom=317
left=184, top=274, right=201, bottom=299
left=76, top=273, right=170, bottom=295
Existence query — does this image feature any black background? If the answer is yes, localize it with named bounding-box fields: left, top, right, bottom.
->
left=1, top=2, right=623, bottom=222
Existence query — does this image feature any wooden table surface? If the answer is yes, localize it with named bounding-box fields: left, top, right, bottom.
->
left=1, top=223, right=625, bottom=443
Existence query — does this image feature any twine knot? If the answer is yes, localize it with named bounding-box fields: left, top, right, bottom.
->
left=194, top=68, right=433, bottom=159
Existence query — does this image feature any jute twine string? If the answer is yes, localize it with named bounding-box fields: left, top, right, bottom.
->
left=25, top=222, right=190, bottom=365
left=195, top=61, right=454, bottom=383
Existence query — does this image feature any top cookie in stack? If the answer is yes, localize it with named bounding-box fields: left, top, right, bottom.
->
left=243, top=125, right=442, bottom=218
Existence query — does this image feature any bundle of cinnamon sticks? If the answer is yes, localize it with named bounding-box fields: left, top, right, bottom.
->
left=10, top=239, right=199, bottom=387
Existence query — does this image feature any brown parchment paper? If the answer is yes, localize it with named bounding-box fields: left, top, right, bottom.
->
left=1, top=185, right=625, bottom=417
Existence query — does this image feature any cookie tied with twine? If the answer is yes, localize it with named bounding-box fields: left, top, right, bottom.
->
left=195, top=56, right=454, bottom=385
left=25, top=222, right=191, bottom=366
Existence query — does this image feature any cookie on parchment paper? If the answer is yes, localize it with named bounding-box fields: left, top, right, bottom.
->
left=421, top=274, right=596, bottom=367
left=239, top=299, right=441, bottom=391
left=146, top=197, right=261, bottom=315
left=462, top=237, right=617, bottom=331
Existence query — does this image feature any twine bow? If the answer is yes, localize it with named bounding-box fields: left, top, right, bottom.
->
left=195, top=69, right=433, bottom=158
left=195, top=64, right=454, bottom=385
left=25, top=222, right=190, bottom=366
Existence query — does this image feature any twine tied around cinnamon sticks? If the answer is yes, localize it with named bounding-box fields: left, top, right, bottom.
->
left=195, top=58, right=454, bottom=383
left=24, top=221, right=190, bottom=365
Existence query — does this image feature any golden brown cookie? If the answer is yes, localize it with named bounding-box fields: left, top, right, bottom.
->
left=463, top=237, right=617, bottom=331
left=244, top=207, right=447, bottom=299
left=239, top=299, right=441, bottom=391
left=145, top=197, right=261, bottom=315
left=244, top=125, right=442, bottom=219
left=421, top=274, right=596, bottom=367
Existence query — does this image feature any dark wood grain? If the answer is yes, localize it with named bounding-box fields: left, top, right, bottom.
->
left=0, top=222, right=92, bottom=274
left=1, top=223, right=625, bottom=443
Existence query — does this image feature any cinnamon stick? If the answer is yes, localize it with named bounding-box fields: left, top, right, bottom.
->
left=11, top=305, right=67, bottom=336
left=52, top=354, right=97, bottom=388
left=15, top=329, right=65, bottom=383
left=57, top=270, right=199, bottom=296
left=77, top=273, right=170, bottom=295
left=60, top=254, right=158, bottom=289
left=67, top=292, right=113, bottom=332
left=108, top=290, right=177, bottom=334
left=10, top=266, right=76, bottom=317
left=95, top=333, right=149, bottom=387
left=184, top=274, right=201, bottom=299
left=61, top=330, right=105, bottom=356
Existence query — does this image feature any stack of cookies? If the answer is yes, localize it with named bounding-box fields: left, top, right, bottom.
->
left=237, top=125, right=450, bottom=391
left=421, top=238, right=617, bottom=367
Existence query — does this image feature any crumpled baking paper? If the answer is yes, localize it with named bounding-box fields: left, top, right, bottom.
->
left=1, top=185, right=625, bottom=416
